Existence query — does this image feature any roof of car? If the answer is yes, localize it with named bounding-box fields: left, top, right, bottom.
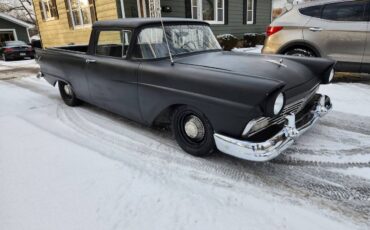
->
left=93, top=18, right=209, bottom=29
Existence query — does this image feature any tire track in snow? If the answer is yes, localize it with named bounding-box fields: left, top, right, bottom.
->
left=8, top=77, right=370, bottom=225
left=56, top=103, right=370, bottom=223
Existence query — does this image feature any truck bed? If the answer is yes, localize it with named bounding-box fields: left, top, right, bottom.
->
left=50, top=45, right=89, bottom=53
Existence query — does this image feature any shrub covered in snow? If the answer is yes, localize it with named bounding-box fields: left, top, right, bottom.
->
left=244, top=33, right=266, bottom=47
left=217, top=34, right=239, bottom=51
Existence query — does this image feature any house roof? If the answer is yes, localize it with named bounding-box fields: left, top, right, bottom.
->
left=0, top=13, right=34, bottom=28
left=93, top=18, right=209, bottom=29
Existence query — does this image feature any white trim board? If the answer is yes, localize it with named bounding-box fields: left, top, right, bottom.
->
left=0, top=13, right=34, bottom=28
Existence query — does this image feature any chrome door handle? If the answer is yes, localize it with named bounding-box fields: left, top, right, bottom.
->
left=86, top=59, right=96, bottom=63
left=309, top=27, right=323, bottom=32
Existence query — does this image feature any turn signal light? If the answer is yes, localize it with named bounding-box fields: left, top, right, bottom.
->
left=266, top=26, right=284, bottom=37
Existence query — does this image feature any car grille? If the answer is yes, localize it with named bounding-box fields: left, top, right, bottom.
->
left=247, top=84, right=320, bottom=137
left=248, top=100, right=305, bottom=136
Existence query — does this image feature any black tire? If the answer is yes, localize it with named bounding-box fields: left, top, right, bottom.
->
left=172, top=106, right=216, bottom=157
left=2, top=54, right=8, bottom=61
left=284, top=48, right=316, bottom=57
left=58, top=81, right=82, bottom=106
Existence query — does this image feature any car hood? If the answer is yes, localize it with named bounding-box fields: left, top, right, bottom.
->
left=175, top=51, right=335, bottom=91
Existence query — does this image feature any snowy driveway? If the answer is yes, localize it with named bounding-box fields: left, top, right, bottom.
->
left=0, top=62, right=369, bottom=230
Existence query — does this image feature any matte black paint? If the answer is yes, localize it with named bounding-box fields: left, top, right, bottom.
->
left=36, top=19, right=335, bottom=139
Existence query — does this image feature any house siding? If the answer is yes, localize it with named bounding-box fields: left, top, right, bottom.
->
left=34, top=0, right=271, bottom=47
left=162, top=0, right=271, bottom=38
left=0, top=19, right=30, bottom=42
left=211, top=0, right=272, bottom=38
left=162, top=0, right=186, bottom=18
left=35, top=0, right=119, bottom=48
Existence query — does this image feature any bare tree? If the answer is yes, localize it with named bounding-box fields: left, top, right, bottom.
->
left=0, top=0, right=35, bottom=24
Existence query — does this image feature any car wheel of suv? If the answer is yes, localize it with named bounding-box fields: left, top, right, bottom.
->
left=172, top=106, right=216, bottom=157
left=284, top=48, right=315, bottom=57
left=58, top=81, right=82, bottom=107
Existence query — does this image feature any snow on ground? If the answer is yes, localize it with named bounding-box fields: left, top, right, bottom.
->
left=0, top=59, right=39, bottom=69
left=283, top=83, right=370, bottom=164
left=330, top=167, right=370, bottom=181
left=0, top=75, right=369, bottom=230
left=232, top=45, right=263, bottom=54
left=320, top=83, right=370, bottom=117
left=0, top=78, right=364, bottom=230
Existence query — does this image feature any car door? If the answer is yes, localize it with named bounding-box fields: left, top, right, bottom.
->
left=303, top=0, right=367, bottom=72
left=84, top=29, right=142, bottom=122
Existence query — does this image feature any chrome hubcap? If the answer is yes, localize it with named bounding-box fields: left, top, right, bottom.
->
left=64, top=84, right=72, bottom=96
left=184, top=115, right=205, bottom=141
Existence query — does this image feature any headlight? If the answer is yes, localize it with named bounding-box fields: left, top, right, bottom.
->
left=274, top=93, right=285, bottom=115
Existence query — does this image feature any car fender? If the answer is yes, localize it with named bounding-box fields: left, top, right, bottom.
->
left=138, top=61, right=284, bottom=138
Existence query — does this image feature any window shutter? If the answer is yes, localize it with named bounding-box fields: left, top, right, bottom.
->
left=242, top=0, right=246, bottom=24
left=39, top=1, right=45, bottom=20
left=185, top=0, right=192, bottom=18
left=224, top=0, right=229, bottom=24
left=253, top=0, right=257, bottom=24
left=89, top=0, right=98, bottom=22
left=116, top=0, right=123, bottom=18
left=64, top=0, right=74, bottom=28
left=52, top=0, right=59, bottom=18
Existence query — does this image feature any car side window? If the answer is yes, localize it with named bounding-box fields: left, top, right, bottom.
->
left=132, top=27, right=167, bottom=59
left=96, top=30, right=132, bottom=58
left=299, top=5, right=322, bottom=18
left=321, top=1, right=366, bottom=22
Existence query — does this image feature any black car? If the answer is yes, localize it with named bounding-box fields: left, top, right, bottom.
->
left=36, top=18, right=334, bottom=162
left=0, top=40, right=35, bottom=61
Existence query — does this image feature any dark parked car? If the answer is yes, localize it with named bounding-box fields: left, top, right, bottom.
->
left=0, top=40, right=35, bottom=61
left=36, top=18, right=334, bottom=162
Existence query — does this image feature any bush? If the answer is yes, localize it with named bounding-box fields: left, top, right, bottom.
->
left=217, top=34, right=239, bottom=51
left=244, top=33, right=266, bottom=47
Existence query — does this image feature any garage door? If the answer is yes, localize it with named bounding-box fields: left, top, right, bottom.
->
left=0, top=30, right=16, bottom=43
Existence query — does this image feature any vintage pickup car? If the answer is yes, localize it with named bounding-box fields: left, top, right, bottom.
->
left=36, top=18, right=334, bottom=162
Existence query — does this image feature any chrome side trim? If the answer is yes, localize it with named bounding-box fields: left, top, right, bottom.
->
left=214, top=94, right=332, bottom=162
left=265, top=59, right=287, bottom=68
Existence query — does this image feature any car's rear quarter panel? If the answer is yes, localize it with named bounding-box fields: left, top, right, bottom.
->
left=37, top=49, right=90, bottom=101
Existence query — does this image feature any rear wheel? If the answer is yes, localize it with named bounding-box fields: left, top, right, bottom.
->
left=172, top=106, right=216, bottom=157
left=58, top=81, right=82, bottom=106
left=2, top=54, right=8, bottom=61
left=284, top=48, right=316, bottom=57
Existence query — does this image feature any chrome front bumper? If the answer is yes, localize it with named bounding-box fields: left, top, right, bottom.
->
left=214, top=95, right=332, bottom=162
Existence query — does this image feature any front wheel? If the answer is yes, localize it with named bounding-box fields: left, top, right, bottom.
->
left=172, top=106, right=216, bottom=157
left=58, top=81, right=82, bottom=106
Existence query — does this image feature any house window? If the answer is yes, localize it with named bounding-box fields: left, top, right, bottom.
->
left=65, top=0, right=96, bottom=29
left=191, top=0, right=225, bottom=24
left=39, top=0, right=58, bottom=21
left=246, top=0, right=254, bottom=24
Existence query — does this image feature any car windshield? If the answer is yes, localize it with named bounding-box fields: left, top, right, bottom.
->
left=134, top=25, right=221, bottom=59
left=5, top=41, right=27, bottom=46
